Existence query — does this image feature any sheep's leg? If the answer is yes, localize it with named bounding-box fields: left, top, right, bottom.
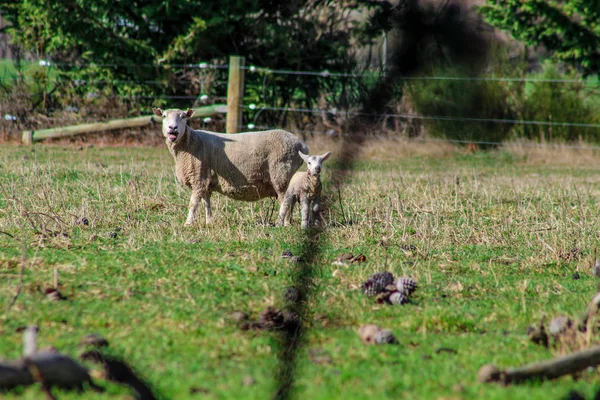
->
left=185, top=191, right=202, bottom=226
left=203, top=193, right=213, bottom=225
left=300, top=198, right=310, bottom=229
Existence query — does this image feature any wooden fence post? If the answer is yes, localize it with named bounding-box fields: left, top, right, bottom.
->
left=22, top=131, right=33, bottom=145
left=226, top=55, right=245, bottom=133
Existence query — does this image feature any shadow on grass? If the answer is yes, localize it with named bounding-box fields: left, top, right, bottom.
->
left=273, top=136, right=365, bottom=400
left=81, top=350, right=159, bottom=400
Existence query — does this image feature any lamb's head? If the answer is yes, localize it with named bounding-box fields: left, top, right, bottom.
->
left=299, top=151, right=332, bottom=176
left=152, top=107, right=195, bottom=143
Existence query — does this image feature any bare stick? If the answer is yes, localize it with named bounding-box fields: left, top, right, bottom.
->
left=23, top=326, right=38, bottom=357
left=336, top=184, right=347, bottom=224
left=5, top=238, right=26, bottom=313
left=478, top=344, right=600, bottom=384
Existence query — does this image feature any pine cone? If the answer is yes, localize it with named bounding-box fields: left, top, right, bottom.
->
left=395, top=277, right=418, bottom=296
left=360, top=272, right=395, bottom=296
left=360, top=280, right=377, bottom=296
left=74, top=216, right=89, bottom=226
left=374, top=329, right=396, bottom=344
left=258, top=307, right=284, bottom=329
left=548, top=316, right=572, bottom=337
left=389, top=292, right=409, bottom=305
left=358, top=324, right=380, bottom=344
left=375, top=291, right=392, bottom=304
left=284, top=287, right=301, bottom=303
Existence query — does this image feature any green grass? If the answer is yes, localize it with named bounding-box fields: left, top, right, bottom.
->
left=1, top=142, right=600, bottom=399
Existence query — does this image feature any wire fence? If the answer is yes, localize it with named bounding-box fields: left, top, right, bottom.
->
left=244, top=105, right=600, bottom=129
left=2, top=59, right=600, bottom=148
left=5, top=104, right=598, bottom=129
left=2, top=60, right=599, bottom=84
left=239, top=123, right=600, bottom=151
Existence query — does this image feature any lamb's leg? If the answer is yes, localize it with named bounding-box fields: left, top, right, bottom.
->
left=277, top=196, right=292, bottom=226
left=287, top=200, right=295, bottom=226
left=185, top=190, right=201, bottom=226
left=203, top=193, right=213, bottom=225
left=311, top=195, right=322, bottom=226
left=300, top=198, right=310, bottom=229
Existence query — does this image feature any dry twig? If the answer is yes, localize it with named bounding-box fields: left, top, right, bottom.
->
left=478, top=345, right=600, bottom=384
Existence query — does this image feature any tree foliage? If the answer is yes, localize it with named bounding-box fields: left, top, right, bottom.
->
left=0, top=0, right=386, bottom=116
left=479, top=0, right=600, bottom=75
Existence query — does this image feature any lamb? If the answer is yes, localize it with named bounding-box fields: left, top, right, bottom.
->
left=152, top=107, right=309, bottom=226
left=277, top=151, right=332, bottom=229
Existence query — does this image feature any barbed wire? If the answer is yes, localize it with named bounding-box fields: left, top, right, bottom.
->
left=242, top=66, right=599, bottom=84
left=3, top=60, right=598, bottom=85
left=244, top=105, right=600, bottom=129
left=0, top=77, right=229, bottom=87
left=2, top=112, right=226, bottom=123
left=27, top=62, right=230, bottom=69
left=3, top=113, right=218, bottom=124
left=15, top=94, right=227, bottom=101
left=239, top=123, right=600, bottom=150
left=5, top=102, right=597, bottom=127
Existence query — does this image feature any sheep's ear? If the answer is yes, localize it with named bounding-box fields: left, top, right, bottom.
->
left=183, top=108, right=195, bottom=119
left=298, top=151, right=309, bottom=161
left=152, top=107, right=163, bottom=117
left=321, top=152, right=332, bottom=161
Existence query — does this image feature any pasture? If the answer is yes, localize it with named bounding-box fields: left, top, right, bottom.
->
left=1, top=139, right=600, bottom=399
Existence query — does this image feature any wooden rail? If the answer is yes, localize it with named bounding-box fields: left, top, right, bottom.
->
left=22, top=104, right=227, bottom=144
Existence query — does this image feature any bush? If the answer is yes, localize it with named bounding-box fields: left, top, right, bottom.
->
left=516, top=61, right=600, bottom=142
left=407, top=67, right=515, bottom=146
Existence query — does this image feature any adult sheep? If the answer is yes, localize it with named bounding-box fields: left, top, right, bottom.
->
left=153, top=107, right=309, bottom=226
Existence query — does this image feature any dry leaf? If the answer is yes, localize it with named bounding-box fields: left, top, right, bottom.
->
left=350, top=254, right=367, bottom=263
left=45, top=288, right=67, bottom=301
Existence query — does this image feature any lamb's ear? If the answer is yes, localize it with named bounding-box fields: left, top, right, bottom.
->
left=152, top=107, right=163, bottom=117
left=183, top=108, right=195, bottom=119
left=298, top=151, right=309, bottom=161
left=321, top=152, right=332, bottom=161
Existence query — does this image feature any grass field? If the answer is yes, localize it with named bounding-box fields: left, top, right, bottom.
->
left=1, top=139, right=600, bottom=399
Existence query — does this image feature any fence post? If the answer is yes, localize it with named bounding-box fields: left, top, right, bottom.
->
left=226, top=55, right=245, bottom=133
left=22, top=131, right=33, bottom=145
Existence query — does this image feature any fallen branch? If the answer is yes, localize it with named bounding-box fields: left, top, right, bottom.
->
left=576, top=292, right=600, bottom=332
left=0, top=326, right=102, bottom=393
left=0, top=352, right=97, bottom=391
left=478, top=344, right=600, bottom=384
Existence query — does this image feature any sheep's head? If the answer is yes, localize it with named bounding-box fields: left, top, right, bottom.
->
left=299, top=151, right=331, bottom=176
left=152, top=107, right=195, bottom=143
